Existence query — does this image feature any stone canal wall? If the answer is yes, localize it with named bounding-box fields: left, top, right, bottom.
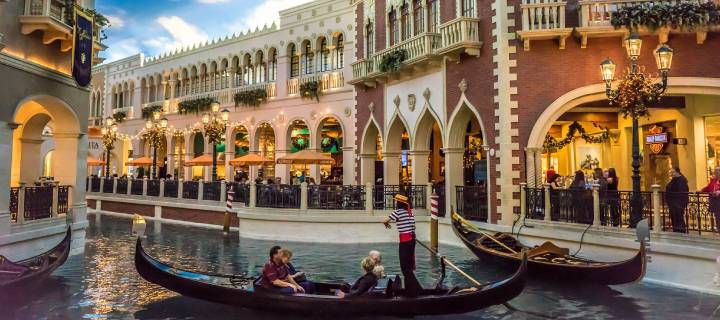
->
left=87, top=194, right=720, bottom=295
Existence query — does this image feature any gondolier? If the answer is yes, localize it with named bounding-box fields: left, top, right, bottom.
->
left=383, top=194, right=422, bottom=297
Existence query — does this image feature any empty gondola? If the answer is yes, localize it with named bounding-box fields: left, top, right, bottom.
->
left=452, top=213, right=647, bottom=285
left=134, top=238, right=528, bottom=316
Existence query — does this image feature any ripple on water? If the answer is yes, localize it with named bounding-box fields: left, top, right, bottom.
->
left=5, top=214, right=720, bottom=320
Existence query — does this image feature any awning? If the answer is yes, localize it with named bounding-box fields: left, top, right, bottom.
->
left=126, top=157, right=153, bottom=166
left=276, top=149, right=335, bottom=165
left=229, top=153, right=273, bottom=166
left=184, top=154, right=214, bottom=167
left=87, top=156, right=105, bottom=166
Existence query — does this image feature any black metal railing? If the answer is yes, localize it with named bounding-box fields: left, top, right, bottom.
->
left=203, top=181, right=221, bottom=201
left=90, top=177, right=100, bottom=192
left=183, top=181, right=199, bottom=199
left=372, top=185, right=426, bottom=210
left=455, top=186, right=488, bottom=222
left=226, top=182, right=250, bottom=206
left=23, top=186, right=53, bottom=220
left=102, top=178, right=114, bottom=193
left=164, top=180, right=178, bottom=198
left=308, top=185, right=365, bottom=210
left=661, top=192, right=717, bottom=234
left=603, top=191, right=654, bottom=229
left=57, top=186, right=69, bottom=214
left=117, top=178, right=128, bottom=194
left=130, top=179, right=144, bottom=196
left=9, top=187, right=19, bottom=221
left=548, top=189, right=594, bottom=224
left=525, top=187, right=545, bottom=220
left=147, top=180, right=161, bottom=197
left=257, top=184, right=300, bottom=208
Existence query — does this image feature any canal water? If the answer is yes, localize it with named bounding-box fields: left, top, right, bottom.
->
left=6, top=214, right=720, bottom=319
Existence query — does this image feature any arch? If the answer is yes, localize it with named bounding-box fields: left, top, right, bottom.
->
left=192, top=131, right=205, bottom=157
left=413, top=105, right=445, bottom=150
left=287, top=118, right=311, bottom=152
left=361, top=116, right=382, bottom=155
left=315, top=115, right=346, bottom=149
left=254, top=122, right=276, bottom=178
left=385, top=111, right=411, bottom=152
left=447, top=96, right=487, bottom=149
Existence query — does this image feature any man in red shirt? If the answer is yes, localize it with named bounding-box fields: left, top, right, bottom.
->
left=259, top=246, right=305, bottom=294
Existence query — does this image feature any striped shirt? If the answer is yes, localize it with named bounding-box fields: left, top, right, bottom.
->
left=389, top=209, right=415, bottom=235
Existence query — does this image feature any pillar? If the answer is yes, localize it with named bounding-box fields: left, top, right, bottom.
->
left=168, top=80, right=177, bottom=100
left=54, top=132, right=86, bottom=223
left=409, top=150, right=430, bottom=185
left=300, top=182, right=308, bottom=210
left=0, top=122, right=11, bottom=233
left=652, top=184, right=661, bottom=233
left=276, top=149, right=290, bottom=184
left=225, top=151, right=233, bottom=181
left=275, top=55, right=289, bottom=97
left=19, top=138, right=44, bottom=185
left=592, top=184, right=600, bottom=226
left=525, top=147, right=540, bottom=187
left=544, top=183, right=552, bottom=221
left=365, top=182, right=374, bottom=213
left=519, top=182, right=527, bottom=222
left=342, top=146, right=355, bottom=185
left=443, top=148, right=465, bottom=218
left=360, top=154, right=376, bottom=185
left=383, top=152, right=401, bottom=185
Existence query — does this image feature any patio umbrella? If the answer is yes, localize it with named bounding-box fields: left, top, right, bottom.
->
left=126, top=157, right=153, bottom=166
left=184, top=154, right=214, bottom=167
left=276, top=149, right=335, bottom=165
left=87, top=156, right=105, bottom=166
left=229, top=153, right=273, bottom=166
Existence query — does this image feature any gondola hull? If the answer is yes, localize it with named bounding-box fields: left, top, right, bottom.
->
left=0, top=227, right=72, bottom=299
left=135, top=239, right=527, bottom=316
left=452, top=218, right=646, bottom=285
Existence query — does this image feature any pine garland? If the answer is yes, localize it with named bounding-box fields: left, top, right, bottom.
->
left=300, top=81, right=321, bottom=102
left=543, top=121, right=610, bottom=153
left=112, top=111, right=126, bottom=123
left=611, top=68, right=664, bottom=119
left=178, top=98, right=215, bottom=115
left=234, top=89, right=268, bottom=108
left=611, top=2, right=720, bottom=31
left=379, top=49, right=408, bottom=73
left=141, top=104, right=163, bottom=120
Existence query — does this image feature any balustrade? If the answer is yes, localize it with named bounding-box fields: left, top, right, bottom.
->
left=308, top=185, right=365, bottom=210
left=182, top=181, right=199, bottom=200
left=455, top=186, right=489, bottom=222
left=203, top=181, right=221, bottom=201
left=9, top=184, right=70, bottom=223
left=517, top=0, right=572, bottom=50
left=147, top=180, right=161, bottom=197
left=256, top=184, right=301, bottom=208
left=438, top=17, right=482, bottom=57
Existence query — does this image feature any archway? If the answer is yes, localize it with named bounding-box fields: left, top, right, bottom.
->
left=170, top=133, right=186, bottom=179
left=316, top=117, right=343, bottom=184
left=413, top=108, right=445, bottom=185
left=447, top=102, right=489, bottom=221
left=191, top=132, right=205, bottom=179
left=255, top=123, right=276, bottom=179
left=287, top=119, right=310, bottom=183
left=385, top=114, right=410, bottom=185
left=230, top=126, right=250, bottom=181
left=360, top=118, right=383, bottom=185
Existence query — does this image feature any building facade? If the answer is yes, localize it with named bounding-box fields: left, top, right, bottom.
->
left=92, top=0, right=357, bottom=185
left=1, top=0, right=106, bottom=257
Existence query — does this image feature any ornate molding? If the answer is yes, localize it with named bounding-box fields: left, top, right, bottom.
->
left=459, top=78, right=467, bottom=93
left=368, top=102, right=375, bottom=113
left=423, top=88, right=431, bottom=102
left=408, top=94, right=416, bottom=112
left=393, top=94, right=401, bottom=108
left=363, top=0, right=376, bottom=22
left=344, top=107, right=352, bottom=117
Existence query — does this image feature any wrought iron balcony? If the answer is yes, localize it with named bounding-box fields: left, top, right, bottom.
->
left=516, top=0, right=573, bottom=50
left=438, top=17, right=483, bottom=59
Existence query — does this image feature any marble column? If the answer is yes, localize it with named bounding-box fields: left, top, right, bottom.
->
left=342, top=146, right=355, bottom=185
left=409, top=149, right=430, bottom=185
left=360, top=154, right=376, bottom=185
left=383, top=152, right=401, bottom=185
left=443, top=148, right=466, bottom=218
left=0, top=121, right=14, bottom=234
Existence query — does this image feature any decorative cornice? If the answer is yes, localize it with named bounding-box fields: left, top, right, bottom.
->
left=0, top=52, right=82, bottom=89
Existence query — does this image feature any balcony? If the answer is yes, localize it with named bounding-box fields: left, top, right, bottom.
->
left=574, top=0, right=717, bottom=47
left=438, top=17, right=483, bottom=59
left=231, top=82, right=277, bottom=100
left=287, top=71, right=345, bottom=96
left=19, top=0, right=73, bottom=52
left=516, top=0, right=573, bottom=51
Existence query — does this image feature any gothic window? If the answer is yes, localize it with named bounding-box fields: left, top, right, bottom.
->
left=320, top=38, right=330, bottom=72
left=389, top=10, right=399, bottom=45
left=256, top=52, right=266, bottom=83
left=303, top=42, right=314, bottom=75
left=365, top=22, right=374, bottom=59
left=462, top=0, right=476, bottom=17
left=334, top=34, right=344, bottom=69
left=290, top=44, right=300, bottom=78
left=401, top=2, right=410, bottom=41
left=427, top=0, right=439, bottom=33
left=269, top=50, right=278, bottom=81
left=413, top=0, right=424, bottom=35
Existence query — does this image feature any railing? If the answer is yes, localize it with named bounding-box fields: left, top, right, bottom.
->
left=203, top=181, right=221, bottom=201
left=90, top=177, right=101, bottom=192
left=130, top=179, right=143, bottom=196
left=351, top=59, right=374, bottom=79
left=164, top=180, right=178, bottom=198
left=231, top=82, right=277, bottom=100
left=577, top=0, right=708, bottom=28
left=605, top=191, right=654, bottom=228
left=117, top=178, right=128, bottom=194
left=662, top=192, right=717, bottom=234
left=226, top=182, right=250, bottom=206
left=287, top=71, right=345, bottom=96
left=102, top=178, right=114, bottom=193
left=147, top=179, right=161, bottom=197
left=525, top=187, right=545, bottom=220
left=439, top=17, right=481, bottom=49
left=9, top=185, right=70, bottom=223
left=25, top=0, right=67, bottom=23
left=455, top=186, right=489, bottom=222
left=57, top=186, right=69, bottom=214
left=372, top=185, right=426, bottom=210
left=256, top=184, right=301, bottom=208
left=521, top=0, right=568, bottom=31
left=308, top=185, right=365, bottom=210
left=550, top=189, right=594, bottom=224
left=23, top=186, right=53, bottom=220
left=182, top=181, right=199, bottom=199
left=372, top=33, right=442, bottom=72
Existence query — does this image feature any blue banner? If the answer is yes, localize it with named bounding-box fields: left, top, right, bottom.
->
left=72, top=8, right=93, bottom=87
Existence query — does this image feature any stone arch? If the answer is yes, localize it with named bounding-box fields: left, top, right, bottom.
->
left=286, top=118, right=311, bottom=152
left=360, top=116, right=383, bottom=184
left=413, top=105, right=445, bottom=150
left=385, top=111, right=411, bottom=152
left=314, top=115, right=346, bottom=149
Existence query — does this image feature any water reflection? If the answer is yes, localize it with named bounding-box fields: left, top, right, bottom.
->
left=5, top=214, right=720, bottom=319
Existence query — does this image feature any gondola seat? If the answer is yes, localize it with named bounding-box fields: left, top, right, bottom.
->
left=527, top=242, right=570, bottom=259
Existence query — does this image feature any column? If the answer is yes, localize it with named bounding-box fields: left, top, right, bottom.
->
left=383, top=152, right=401, bottom=185
left=228, top=67, right=237, bottom=88
left=360, top=154, right=376, bottom=185
left=409, top=150, right=430, bottom=185
left=0, top=122, right=14, bottom=234
left=55, top=132, right=87, bottom=223
left=443, top=148, right=465, bottom=219
left=276, top=149, right=290, bottom=184
left=525, top=147, right=539, bottom=187
left=144, top=85, right=150, bottom=105
left=275, top=55, right=289, bottom=97
left=203, top=135, right=211, bottom=181
left=168, top=80, right=177, bottom=100
left=225, top=151, right=233, bottom=181
left=342, top=146, right=356, bottom=185
left=183, top=134, right=192, bottom=180
left=161, top=81, right=168, bottom=101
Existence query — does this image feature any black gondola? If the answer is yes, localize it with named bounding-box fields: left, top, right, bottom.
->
left=0, top=227, right=72, bottom=298
left=452, top=213, right=646, bottom=285
left=135, top=238, right=528, bottom=316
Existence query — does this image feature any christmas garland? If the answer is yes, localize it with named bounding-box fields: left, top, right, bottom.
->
left=112, top=111, right=126, bottom=123
left=611, top=2, right=720, bottom=31
left=291, top=136, right=308, bottom=150
left=234, top=88, right=267, bottom=108
left=141, top=104, right=163, bottom=120
left=379, top=49, right=407, bottom=73
left=178, top=97, right=215, bottom=115
left=543, top=121, right=610, bottom=153
left=142, top=128, right=165, bottom=148
left=611, top=69, right=663, bottom=119
left=300, top=81, right=321, bottom=102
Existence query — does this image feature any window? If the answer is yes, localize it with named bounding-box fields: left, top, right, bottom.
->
left=462, top=0, right=475, bottom=17
left=365, top=22, right=374, bottom=59
left=427, top=0, right=439, bottom=33
left=320, top=38, right=329, bottom=72
left=389, top=10, right=399, bottom=45
left=303, top=42, right=314, bottom=75
left=401, top=3, right=410, bottom=41
left=335, top=34, right=344, bottom=69
left=256, top=52, right=266, bottom=83
left=269, top=50, right=277, bottom=81
left=290, top=44, right=299, bottom=78
left=413, top=0, right=424, bottom=35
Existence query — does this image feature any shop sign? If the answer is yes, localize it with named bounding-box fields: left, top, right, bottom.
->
left=645, top=126, right=668, bottom=154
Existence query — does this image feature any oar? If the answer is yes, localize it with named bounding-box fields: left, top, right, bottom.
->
left=453, top=213, right=518, bottom=255
left=415, top=239, right=482, bottom=287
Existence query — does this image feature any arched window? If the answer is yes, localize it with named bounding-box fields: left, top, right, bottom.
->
left=290, top=44, right=299, bottom=78
left=320, top=38, right=329, bottom=72
left=427, top=0, right=439, bottom=33
left=401, top=2, right=410, bottom=41
left=413, top=0, right=424, bottom=35
left=334, top=34, right=344, bottom=69
left=303, top=42, right=314, bottom=75
left=269, top=50, right=277, bottom=81
left=256, top=52, right=266, bottom=83
left=389, top=9, right=399, bottom=45
left=365, top=22, right=374, bottom=59
left=462, top=0, right=476, bottom=17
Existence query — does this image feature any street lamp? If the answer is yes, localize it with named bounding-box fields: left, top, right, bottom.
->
left=101, top=117, right=118, bottom=178
left=143, top=110, right=168, bottom=179
left=600, top=33, right=673, bottom=227
left=202, top=102, right=230, bottom=181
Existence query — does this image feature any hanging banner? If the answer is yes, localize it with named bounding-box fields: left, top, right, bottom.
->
left=72, top=7, right=94, bottom=87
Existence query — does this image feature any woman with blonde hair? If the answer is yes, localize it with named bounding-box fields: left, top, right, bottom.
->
left=336, top=257, right=385, bottom=298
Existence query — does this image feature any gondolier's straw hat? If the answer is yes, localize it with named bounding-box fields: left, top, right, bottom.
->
left=394, top=194, right=409, bottom=204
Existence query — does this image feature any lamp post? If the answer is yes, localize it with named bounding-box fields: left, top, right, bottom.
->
left=101, top=117, right=118, bottom=178
left=202, top=102, right=230, bottom=181
left=600, top=33, right=673, bottom=227
left=144, top=111, right=168, bottom=179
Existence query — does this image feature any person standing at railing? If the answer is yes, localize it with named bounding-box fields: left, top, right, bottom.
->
left=701, top=166, right=720, bottom=232
left=606, top=168, right=620, bottom=227
left=666, top=167, right=689, bottom=233
left=569, top=170, right=591, bottom=224
left=594, top=168, right=609, bottom=225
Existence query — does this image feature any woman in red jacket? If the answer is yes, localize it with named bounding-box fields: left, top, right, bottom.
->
left=702, top=167, right=720, bottom=232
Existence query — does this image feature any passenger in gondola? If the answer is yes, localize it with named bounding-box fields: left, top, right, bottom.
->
left=368, top=250, right=382, bottom=265
left=282, top=249, right=315, bottom=294
left=258, top=246, right=305, bottom=294
left=336, top=257, right=385, bottom=298
left=383, top=194, right=422, bottom=297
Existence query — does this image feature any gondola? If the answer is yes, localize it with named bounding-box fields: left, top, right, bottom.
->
left=0, top=227, right=72, bottom=298
left=135, top=238, right=528, bottom=316
left=452, top=213, right=646, bottom=285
